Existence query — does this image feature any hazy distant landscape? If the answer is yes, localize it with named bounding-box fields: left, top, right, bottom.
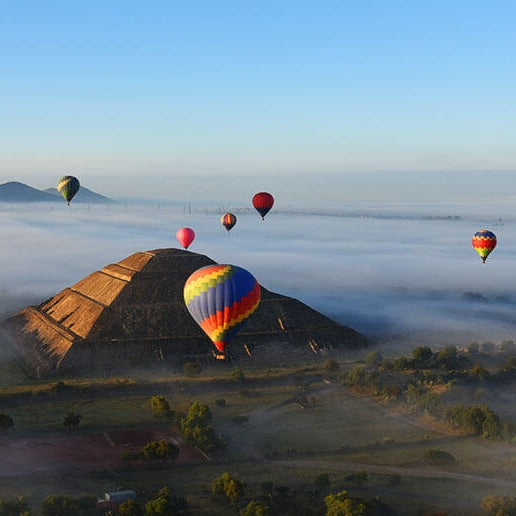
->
left=0, top=195, right=515, bottom=346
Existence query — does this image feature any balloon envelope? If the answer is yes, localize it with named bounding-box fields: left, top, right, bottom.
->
left=220, top=212, right=237, bottom=232
left=472, top=229, right=497, bottom=263
left=183, top=264, right=261, bottom=354
left=252, top=192, right=274, bottom=219
left=176, top=227, right=195, bottom=249
left=57, top=176, right=80, bottom=204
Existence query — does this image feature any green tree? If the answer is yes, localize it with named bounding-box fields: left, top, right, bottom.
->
left=412, top=346, right=433, bottom=365
left=481, top=496, right=516, bottom=516
left=324, top=490, right=367, bottom=516
left=40, top=495, right=91, bottom=516
left=182, top=401, right=212, bottom=428
left=63, top=413, right=82, bottom=430
left=0, top=496, right=31, bottom=515
left=0, top=414, right=13, bottom=431
left=145, top=487, right=187, bottom=516
left=212, top=472, right=246, bottom=503
left=240, top=500, right=270, bottom=516
left=118, top=498, right=143, bottom=516
left=470, top=363, right=490, bottom=380
left=141, top=440, right=179, bottom=464
left=150, top=396, right=172, bottom=418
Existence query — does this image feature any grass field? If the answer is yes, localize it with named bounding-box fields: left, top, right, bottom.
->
left=0, top=360, right=514, bottom=515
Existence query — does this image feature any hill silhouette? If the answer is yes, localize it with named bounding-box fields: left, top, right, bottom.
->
left=44, top=186, right=115, bottom=204
left=0, top=182, right=57, bottom=202
left=0, top=181, right=114, bottom=203
left=4, top=249, right=369, bottom=374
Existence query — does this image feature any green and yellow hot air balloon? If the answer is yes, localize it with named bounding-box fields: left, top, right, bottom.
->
left=57, top=175, right=80, bottom=205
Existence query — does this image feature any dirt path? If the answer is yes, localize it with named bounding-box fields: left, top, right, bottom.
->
left=271, top=458, right=516, bottom=490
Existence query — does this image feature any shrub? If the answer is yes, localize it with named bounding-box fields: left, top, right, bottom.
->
left=314, top=473, right=331, bottom=488
left=424, top=449, right=456, bottom=465
left=240, top=500, right=270, bottom=516
left=231, top=415, right=249, bottom=425
left=344, top=471, right=369, bottom=485
left=232, top=367, right=246, bottom=383
left=0, top=413, right=14, bottom=430
left=324, top=490, right=367, bottom=516
left=212, top=472, right=246, bottom=503
left=322, top=358, right=339, bottom=371
left=215, top=398, right=226, bottom=407
left=0, top=496, right=31, bottom=515
left=481, top=496, right=516, bottom=516
left=150, top=396, right=173, bottom=419
left=183, top=361, right=203, bottom=376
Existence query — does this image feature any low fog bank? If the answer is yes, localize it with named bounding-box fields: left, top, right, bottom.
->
left=0, top=202, right=515, bottom=349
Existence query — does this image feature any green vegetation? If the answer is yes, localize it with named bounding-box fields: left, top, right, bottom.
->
left=0, top=413, right=14, bottom=430
left=481, top=496, right=516, bottom=516
left=180, top=401, right=224, bottom=453
left=423, top=449, right=456, bottom=465
left=240, top=500, right=270, bottom=515
left=232, top=367, right=246, bottom=383
left=150, top=395, right=172, bottom=418
left=324, top=490, right=367, bottom=516
left=62, top=412, right=82, bottom=430
left=145, top=487, right=188, bottom=516
left=212, top=472, right=246, bottom=503
left=0, top=496, right=31, bottom=516
left=0, top=349, right=513, bottom=515
left=118, top=498, right=143, bottom=515
left=141, top=440, right=179, bottom=465
left=40, top=495, right=94, bottom=516
left=314, top=473, right=331, bottom=489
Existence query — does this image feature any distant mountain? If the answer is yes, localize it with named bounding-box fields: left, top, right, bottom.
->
left=0, top=182, right=57, bottom=202
left=0, top=181, right=115, bottom=204
left=44, top=186, right=116, bottom=204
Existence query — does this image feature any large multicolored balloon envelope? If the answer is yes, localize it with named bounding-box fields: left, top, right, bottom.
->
left=57, top=175, right=80, bottom=205
left=183, top=264, right=261, bottom=356
left=220, top=212, right=237, bottom=232
left=252, top=192, right=274, bottom=220
left=176, top=227, right=195, bottom=249
left=472, top=229, right=497, bottom=263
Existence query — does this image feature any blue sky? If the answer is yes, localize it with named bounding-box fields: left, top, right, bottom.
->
left=1, top=1, right=515, bottom=186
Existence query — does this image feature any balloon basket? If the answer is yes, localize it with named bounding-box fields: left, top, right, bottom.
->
left=212, top=351, right=227, bottom=361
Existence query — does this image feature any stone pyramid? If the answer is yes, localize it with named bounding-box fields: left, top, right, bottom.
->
left=4, top=249, right=368, bottom=374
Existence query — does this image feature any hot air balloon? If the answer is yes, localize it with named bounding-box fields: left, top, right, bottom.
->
left=252, top=192, right=274, bottom=220
left=183, top=264, right=261, bottom=357
left=220, top=212, right=237, bottom=232
left=472, top=229, right=497, bottom=263
left=176, top=227, right=195, bottom=249
left=57, top=175, right=80, bottom=205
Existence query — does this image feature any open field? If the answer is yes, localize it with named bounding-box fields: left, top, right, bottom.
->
left=0, top=358, right=514, bottom=514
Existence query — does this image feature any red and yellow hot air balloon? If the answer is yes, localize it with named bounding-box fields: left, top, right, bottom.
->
left=472, top=229, right=497, bottom=263
left=176, top=227, right=195, bottom=249
left=183, top=264, right=260, bottom=357
left=252, top=192, right=274, bottom=220
left=220, top=212, right=237, bottom=232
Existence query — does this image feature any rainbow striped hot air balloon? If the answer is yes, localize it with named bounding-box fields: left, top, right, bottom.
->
left=183, top=264, right=260, bottom=356
left=472, top=229, right=497, bottom=263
